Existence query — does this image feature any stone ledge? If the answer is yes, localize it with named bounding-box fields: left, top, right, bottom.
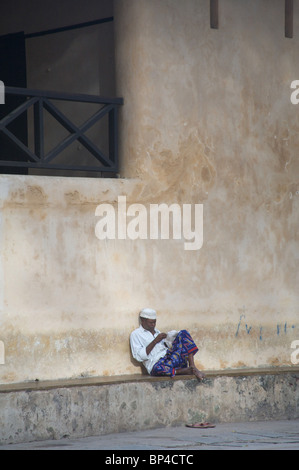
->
left=1, top=365, right=299, bottom=393
left=1, top=367, right=299, bottom=445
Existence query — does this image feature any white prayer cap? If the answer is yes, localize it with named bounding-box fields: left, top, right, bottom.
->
left=139, top=308, right=157, bottom=320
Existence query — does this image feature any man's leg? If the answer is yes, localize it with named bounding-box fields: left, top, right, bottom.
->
left=170, top=330, right=205, bottom=379
left=171, top=354, right=205, bottom=379
left=151, top=332, right=205, bottom=379
left=150, top=356, right=175, bottom=377
left=187, top=352, right=205, bottom=379
left=151, top=350, right=188, bottom=377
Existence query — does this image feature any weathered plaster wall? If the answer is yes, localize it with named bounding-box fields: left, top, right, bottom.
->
left=0, top=175, right=146, bottom=382
left=0, top=0, right=298, bottom=384
left=113, top=0, right=299, bottom=369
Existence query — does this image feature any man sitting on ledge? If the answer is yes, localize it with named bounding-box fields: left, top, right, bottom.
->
left=130, top=308, right=205, bottom=380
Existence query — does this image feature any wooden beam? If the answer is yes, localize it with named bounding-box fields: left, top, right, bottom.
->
left=210, top=0, right=219, bottom=29
left=285, top=0, right=294, bottom=38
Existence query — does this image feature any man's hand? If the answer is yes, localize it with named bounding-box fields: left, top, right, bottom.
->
left=154, top=333, right=167, bottom=344
left=146, top=333, right=167, bottom=356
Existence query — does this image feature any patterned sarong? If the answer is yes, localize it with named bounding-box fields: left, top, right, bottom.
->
left=150, top=329, right=199, bottom=377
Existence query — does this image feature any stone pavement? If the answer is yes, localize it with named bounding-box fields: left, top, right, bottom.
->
left=1, top=419, right=299, bottom=450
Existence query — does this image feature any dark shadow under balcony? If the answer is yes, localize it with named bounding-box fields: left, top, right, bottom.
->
left=0, top=87, right=123, bottom=177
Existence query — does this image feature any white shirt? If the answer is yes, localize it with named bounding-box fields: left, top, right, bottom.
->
left=130, top=325, right=168, bottom=374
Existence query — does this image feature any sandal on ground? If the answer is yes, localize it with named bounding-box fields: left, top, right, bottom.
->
left=185, top=422, right=216, bottom=428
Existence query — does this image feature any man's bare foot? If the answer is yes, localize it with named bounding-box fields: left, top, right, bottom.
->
left=175, top=367, right=205, bottom=379
left=191, top=367, right=205, bottom=380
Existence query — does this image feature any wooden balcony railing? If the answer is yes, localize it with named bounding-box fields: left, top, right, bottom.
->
left=0, top=87, right=123, bottom=175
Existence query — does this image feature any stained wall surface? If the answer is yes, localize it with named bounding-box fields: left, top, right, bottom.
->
left=114, top=0, right=299, bottom=369
left=0, top=0, right=299, bottom=383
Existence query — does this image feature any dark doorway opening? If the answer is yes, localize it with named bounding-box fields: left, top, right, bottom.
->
left=0, top=31, right=28, bottom=174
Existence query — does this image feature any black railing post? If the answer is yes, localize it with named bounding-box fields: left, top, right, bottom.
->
left=34, top=98, right=44, bottom=160
left=109, top=106, right=118, bottom=166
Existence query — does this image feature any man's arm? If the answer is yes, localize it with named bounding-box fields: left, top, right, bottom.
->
left=130, top=330, right=167, bottom=363
left=146, top=333, right=167, bottom=355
